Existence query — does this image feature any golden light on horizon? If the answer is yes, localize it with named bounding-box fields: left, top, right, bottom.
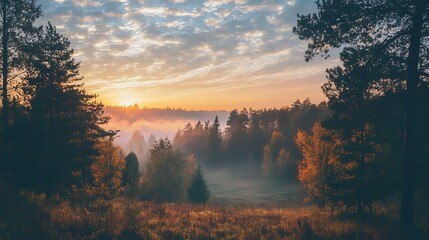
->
left=39, top=0, right=334, bottom=112
left=118, top=95, right=139, bottom=107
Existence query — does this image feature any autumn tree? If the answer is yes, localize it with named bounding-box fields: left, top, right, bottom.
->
left=187, top=166, right=209, bottom=204
left=295, top=123, right=341, bottom=210
left=294, top=0, right=429, bottom=232
left=261, top=144, right=273, bottom=177
left=269, top=131, right=287, bottom=159
left=91, top=138, right=125, bottom=199
left=123, top=152, right=139, bottom=197
left=276, top=148, right=294, bottom=180
left=142, top=138, right=186, bottom=202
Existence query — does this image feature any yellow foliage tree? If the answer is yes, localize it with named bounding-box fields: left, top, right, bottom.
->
left=276, top=148, right=293, bottom=178
left=261, top=145, right=273, bottom=177
left=91, top=138, right=125, bottom=199
left=295, top=122, right=341, bottom=210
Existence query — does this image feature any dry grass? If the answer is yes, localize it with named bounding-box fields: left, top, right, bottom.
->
left=44, top=198, right=405, bottom=240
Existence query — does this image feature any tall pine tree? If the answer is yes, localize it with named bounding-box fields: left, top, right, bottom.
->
left=14, top=23, right=112, bottom=194
left=0, top=0, right=41, bottom=176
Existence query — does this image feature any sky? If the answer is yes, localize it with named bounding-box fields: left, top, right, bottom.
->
left=37, top=0, right=339, bottom=110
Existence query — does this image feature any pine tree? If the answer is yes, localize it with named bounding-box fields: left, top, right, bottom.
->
left=14, top=23, right=112, bottom=194
left=123, top=152, right=139, bottom=197
left=187, top=166, right=209, bottom=204
left=0, top=0, right=41, bottom=176
left=207, top=116, right=221, bottom=165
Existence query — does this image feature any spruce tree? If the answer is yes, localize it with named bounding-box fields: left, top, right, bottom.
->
left=123, top=152, right=139, bottom=197
left=187, top=166, right=209, bottom=204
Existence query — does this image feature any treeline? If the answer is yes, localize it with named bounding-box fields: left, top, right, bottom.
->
left=104, top=105, right=229, bottom=123
left=173, top=99, right=330, bottom=179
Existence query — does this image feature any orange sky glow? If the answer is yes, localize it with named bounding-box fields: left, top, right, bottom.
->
left=38, top=0, right=340, bottom=110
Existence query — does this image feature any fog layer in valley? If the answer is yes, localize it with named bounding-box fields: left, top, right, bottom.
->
left=204, top=168, right=306, bottom=206
left=104, top=106, right=229, bottom=148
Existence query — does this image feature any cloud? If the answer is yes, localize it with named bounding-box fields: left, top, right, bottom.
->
left=37, top=0, right=329, bottom=110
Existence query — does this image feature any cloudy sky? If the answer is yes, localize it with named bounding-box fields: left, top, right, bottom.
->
left=37, top=0, right=339, bottom=110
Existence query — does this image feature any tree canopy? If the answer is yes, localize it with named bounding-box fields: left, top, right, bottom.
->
left=294, top=0, right=429, bottom=233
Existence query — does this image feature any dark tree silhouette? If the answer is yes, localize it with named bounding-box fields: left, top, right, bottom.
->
left=123, top=152, right=140, bottom=197
left=143, top=138, right=186, bottom=202
left=125, top=131, right=146, bottom=172
left=294, top=0, right=429, bottom=233
left=225, top=108, right=249, bottom=163
left=0, top=0, right=41, bottom=174
left=13, top=23, right=112, bottom=194
left=207, top=116, right=222, bottom=165
left=187, top=166, right=209, bottom=204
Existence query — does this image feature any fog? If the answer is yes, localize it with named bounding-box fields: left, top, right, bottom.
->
left=104, top=106, right=229, bottom=148
left=104, top=106, right=307, bottom=206
left=204, top=168, right=307, bottom=207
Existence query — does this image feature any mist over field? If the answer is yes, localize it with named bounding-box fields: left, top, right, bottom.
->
left=104, top=106, right=306, bottom=206
left=205, top=168, right=306, bottom=206
left=104, top=106, right=229, bottom=148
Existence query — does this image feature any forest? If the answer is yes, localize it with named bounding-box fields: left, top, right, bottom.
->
left=1, top=0, right=429, bottom=239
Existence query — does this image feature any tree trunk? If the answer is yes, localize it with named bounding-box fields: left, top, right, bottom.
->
left=400, top=0, right=426, bottom=235
left=1, top=1, right=9, bottom=159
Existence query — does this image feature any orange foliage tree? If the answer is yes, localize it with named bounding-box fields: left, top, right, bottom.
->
left=261, top=144, right=273, bottom=177
left=91, top=138, right=125, bottom=199
left=295, top=122, right=342, bottom=210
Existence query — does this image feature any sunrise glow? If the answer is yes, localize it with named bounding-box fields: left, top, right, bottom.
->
left=37, top=0, right=334, bottom=109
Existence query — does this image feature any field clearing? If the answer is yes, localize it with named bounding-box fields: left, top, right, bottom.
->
left=45, top=199, right=402, bottom=240
left=204, top=169, right=308, bottom=207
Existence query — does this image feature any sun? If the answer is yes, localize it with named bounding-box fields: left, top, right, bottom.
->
left=119, top=97, right=138, bottom=107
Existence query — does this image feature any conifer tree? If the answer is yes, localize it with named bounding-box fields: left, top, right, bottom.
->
left=0, top=0, right=41, bottom=174
left=207, top=116, right=221, bottom=165
left=123, top=152, right=139, bottom=197
left=14, top=23, right=112, bottom=194
left=187, top=166, right=209, bottom=204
